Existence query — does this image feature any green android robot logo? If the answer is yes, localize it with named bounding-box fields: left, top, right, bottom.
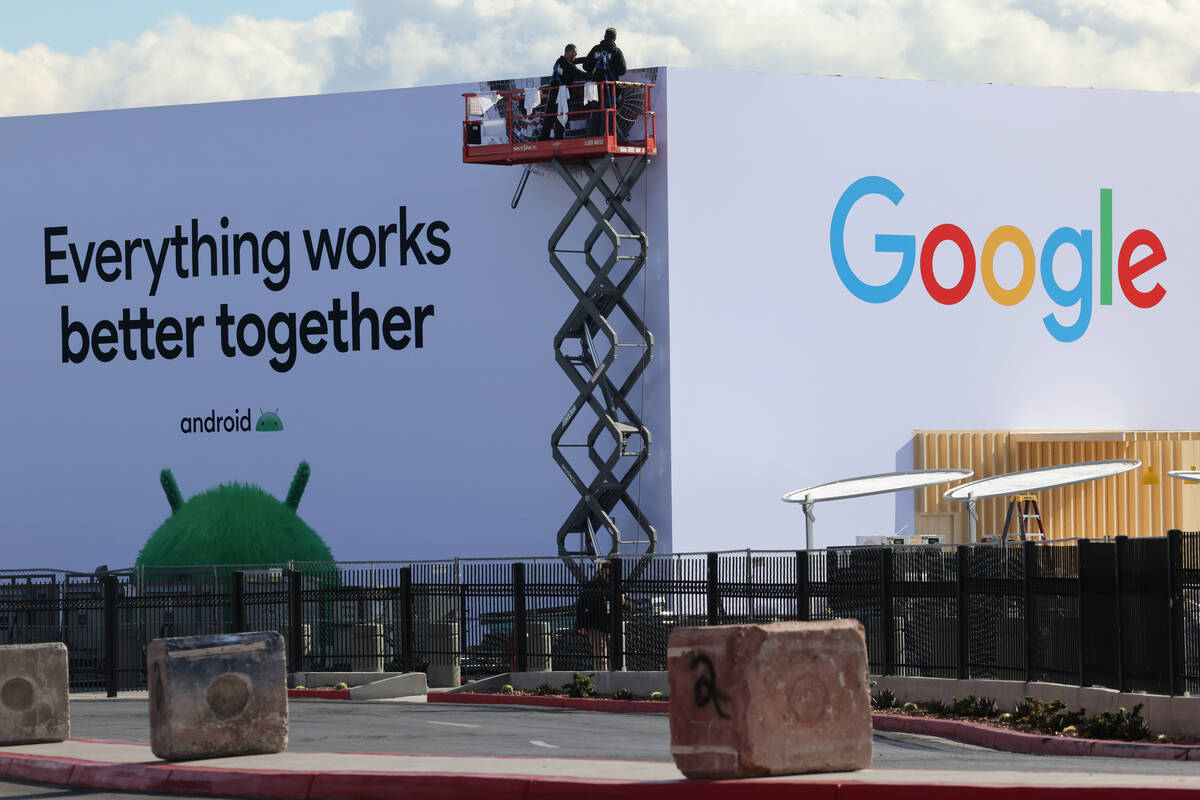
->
left=255, top=409, right=283, bottom=432
left=136, top=461, right=334, bottom=567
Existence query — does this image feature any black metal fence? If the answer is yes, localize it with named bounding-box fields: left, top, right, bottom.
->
left=2, top=531, right=1199, bottom=696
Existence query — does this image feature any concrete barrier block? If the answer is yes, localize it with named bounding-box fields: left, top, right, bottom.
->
left=349, top=672, right=428, bottom=700
left=667, top=619, right=872, bottom=779
left=148, top=631, right=287, bottom=761
left=0, top=642, right=69, bottom=744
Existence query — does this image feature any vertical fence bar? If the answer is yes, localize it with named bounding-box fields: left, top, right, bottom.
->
left=399, top=567, right=414, bottom=674
left=458, top=573, right=468, bottom=672
left=1114, top=536, right=1128, bottom=693
left=1168, top=529, right=1185, bottom=695
left=1076, top=540, right=1087, bottom=687
left=512, top=562, right=528, bottom=673
left=881, top=548, right=895, bottom=676
left=286, top=570, right=302, bottom=673
left=102, top=574, right=119, bottom=697
left=706, top=553, right=719, bottom=627
left=231, top=571, right=246, bottom=634
left=795, top=551, right=810, bottom=621
left=609, top=558, right=624, bottom=671
left=1023, top=540, right=1037, bottom=683
left=956, top=545, right=969, bottom=679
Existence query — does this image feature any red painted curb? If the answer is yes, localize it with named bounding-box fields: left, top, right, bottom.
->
left=167, top=765, right=317, bottom=798
left=288, top=689, right=350, bottom=700
left=0, top=751, right=1198, bottom=799
left=872, top=714, right=1200, bottom=761
left=426, top=691, right=668, bottom=713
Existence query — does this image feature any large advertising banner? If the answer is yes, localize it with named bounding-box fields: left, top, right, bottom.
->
left=664, top=69, right=1197, bottom=551
left=0, top=76, right=671, bottom=569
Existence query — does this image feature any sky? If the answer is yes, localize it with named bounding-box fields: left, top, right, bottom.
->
left=1, top=0, right=1199, bottom=117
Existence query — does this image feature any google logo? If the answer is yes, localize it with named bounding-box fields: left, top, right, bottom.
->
left=830, top=176, right=1166, bottom=343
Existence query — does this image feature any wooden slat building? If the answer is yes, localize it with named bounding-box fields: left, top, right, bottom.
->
left=912, top=430, right=1200, bottom=543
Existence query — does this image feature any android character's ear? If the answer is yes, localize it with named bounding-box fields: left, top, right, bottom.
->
left=160, top=469, right=183, bottom=514
left=286, top=461, right=310, bottom=511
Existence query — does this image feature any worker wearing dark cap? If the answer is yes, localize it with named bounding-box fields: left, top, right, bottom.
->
left=584, top=28, right=626, bottom=137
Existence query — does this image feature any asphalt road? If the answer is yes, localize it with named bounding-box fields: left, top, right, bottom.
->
left=0, top=697, right=1195, bottom=799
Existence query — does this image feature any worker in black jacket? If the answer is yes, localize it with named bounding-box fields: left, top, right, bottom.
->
left=584, top=28, right=626, bottom=136
left=540, top=43, right=588, bottom=140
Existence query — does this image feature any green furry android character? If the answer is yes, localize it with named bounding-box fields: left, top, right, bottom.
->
left=137, top=461, right=334, bottom=566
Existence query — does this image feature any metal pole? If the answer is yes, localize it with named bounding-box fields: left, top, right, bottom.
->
left=803, top=497, right=815, bottom=551
left=102, top=574, right=119, bottom=698
left=706, top=553, right=719, bottom=627
left=286, top=571, right=302, bottom=673
left=512, top=562, right=528, bottom=673
left=956, top=545, right=969, bottom=680
left=795, top=551, right=810, bottom=621
left=881, top=548, right=895, bottom=676
left=399, top=567, right=414, bottom=674
left=231, top=571, right=246, bottom=634
left=609, top=558, right=624, bottom=671
left=967, top=495, right=979, bottom=543
left=1168, top=530, right=1185, bottom=696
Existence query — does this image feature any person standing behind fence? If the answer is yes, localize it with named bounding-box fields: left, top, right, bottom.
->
left=575, top=561, right=615, bottom=669
left=584, top=27, right=626, bottom=137
left=541, top=43, right=588, bottom=140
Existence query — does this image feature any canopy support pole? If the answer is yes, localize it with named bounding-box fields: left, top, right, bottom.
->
left=803, top=496, right=815, bottom=551
left=967, top=493, right=979, bottom=543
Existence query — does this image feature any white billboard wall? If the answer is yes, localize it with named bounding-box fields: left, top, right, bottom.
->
left=6, top=66, right=1196, bottom=568
left=664, top=68, right=1194, bottom=551
left=0, top=75, right=671, bottom=570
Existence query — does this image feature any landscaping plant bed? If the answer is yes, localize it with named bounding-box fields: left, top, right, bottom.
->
left=870, top=688, right=1200, bottom=746
left=430, top=672, right=669, bottom=711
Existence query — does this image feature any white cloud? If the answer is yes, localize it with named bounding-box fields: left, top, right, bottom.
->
left=3, top=0, right=1200, bottom=118
left=0, top=11, right=357, bottom=117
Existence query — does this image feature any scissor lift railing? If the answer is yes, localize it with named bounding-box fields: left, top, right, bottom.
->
left=462, top=81, right=658, bottom=576
left=462, top=82, right=656, bottom=165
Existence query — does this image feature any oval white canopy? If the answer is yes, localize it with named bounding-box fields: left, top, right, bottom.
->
left=782, top=469, right=973, bottom=550
left=944, top=460, right=1140, bottom=501
left=783, top=469, right=974, bottom=504
left=1168, top=470, right=1200, bottom=482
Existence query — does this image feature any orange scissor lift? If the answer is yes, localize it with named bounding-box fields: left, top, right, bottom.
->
left=462, top=82, right=658, bottom=574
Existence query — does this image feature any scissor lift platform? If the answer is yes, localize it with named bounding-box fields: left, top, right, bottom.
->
left=462, top=81, right=656, bottom=165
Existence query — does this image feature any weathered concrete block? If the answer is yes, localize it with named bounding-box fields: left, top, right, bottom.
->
left=667, top=620, right=871, bottom=779
left=0, top=642, right=68, bottom=744
left=148, top=631, right=287, bottom=761
left=427, top=622, right=460, bottom=688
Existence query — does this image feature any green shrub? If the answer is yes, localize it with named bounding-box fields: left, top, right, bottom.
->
left=870, top=689, right=897, bottom=710
left=1080, top=704, right=1150, bottom=742
left=562, top=672, right=596, bottom=698
left=649, top=691, right=665, bottom=701
left=532, top=683, right=557, bottom=696
left=1012, top=696, right=1085, bottom=734
left=500, top=684, right=514, bottom=695
left=926, top=700, right=950, bottom=715
left=949, top=694, right=999, bottom=718
left=334, top=682, right=349, bottom=691
left=612, top=688, right=634, bottom=701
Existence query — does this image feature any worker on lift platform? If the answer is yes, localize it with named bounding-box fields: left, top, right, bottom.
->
left=584, top=27, right=627, bottom=137
left=540, top=43, right=588, bottom=141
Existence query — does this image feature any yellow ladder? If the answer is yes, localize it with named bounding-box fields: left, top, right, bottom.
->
left=1002, top=494, right=1044, bottom=541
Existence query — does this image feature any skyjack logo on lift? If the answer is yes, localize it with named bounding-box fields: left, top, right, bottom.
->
left=829, top=176, right=1167, bottom=343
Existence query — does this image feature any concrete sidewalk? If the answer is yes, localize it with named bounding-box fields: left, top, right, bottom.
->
left=3, top=739, right=1200, bottom=799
